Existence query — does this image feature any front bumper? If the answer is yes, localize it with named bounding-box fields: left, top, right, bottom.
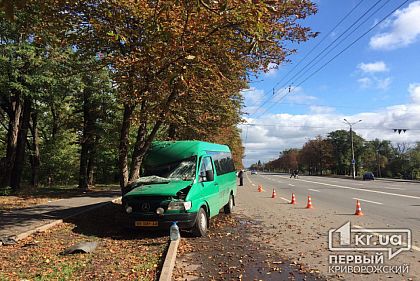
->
left=127, top=212, right=198, bottom=230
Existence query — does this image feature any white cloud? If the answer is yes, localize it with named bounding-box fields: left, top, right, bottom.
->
left=409, top=83, right=420, bottom=104
left=358, top=77, right=372, bottom=88
left=357, top=77, right=391, bottom=91
left=369, top=1, right=420, bottom=50
left=283, top=87, right=317, bottom=103
left=376, top=77, right=392, bottom=91
left=309, top=105, right=336, bottom=114
left=241, top=87, right=265, bottom=114
left=356, top=61, right=391, bottom=90
left=265, top=63, right=279, bottom=76
left=358, top=61, right=389, bottom=73
left=241, top=84, right=420, bottom=167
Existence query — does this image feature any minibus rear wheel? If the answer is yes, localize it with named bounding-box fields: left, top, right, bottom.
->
left=192, top=207, right=208, bottom=237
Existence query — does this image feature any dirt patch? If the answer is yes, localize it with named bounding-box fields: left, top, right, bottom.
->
left=0, top=202, right=168, bottom=281
left=173, top=213, right=325, bottom=281
left=0, top=185, right=119, bottom=211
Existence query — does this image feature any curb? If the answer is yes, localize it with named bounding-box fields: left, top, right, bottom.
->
left=159, top=238, right=180, bottom=281
left=2, top=197, right=121, bottom=244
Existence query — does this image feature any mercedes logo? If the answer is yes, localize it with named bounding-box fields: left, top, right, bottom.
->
left=141, top=202, right=150, bottom=211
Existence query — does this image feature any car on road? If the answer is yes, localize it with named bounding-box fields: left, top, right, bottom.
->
left=251, top=170, right=258, bottom=175
left=363, top=172, right=375, bottom=180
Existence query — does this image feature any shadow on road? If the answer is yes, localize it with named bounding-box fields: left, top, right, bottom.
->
left=65, top=202, right=167, bottom=241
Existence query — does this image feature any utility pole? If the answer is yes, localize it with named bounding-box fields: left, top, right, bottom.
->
left=344, top=119, right=362, bottom=179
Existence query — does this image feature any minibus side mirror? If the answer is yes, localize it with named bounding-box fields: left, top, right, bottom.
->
left=205, top=170, right=214, bottom=182
left=199, top=171, right=206, bottom=182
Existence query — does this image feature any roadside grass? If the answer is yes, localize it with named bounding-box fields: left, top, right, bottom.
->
left=0, top=202, right=168, bottom=280
left=0, top=184, right=119, bottom=211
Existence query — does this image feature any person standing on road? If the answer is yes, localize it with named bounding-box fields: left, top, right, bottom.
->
left=290, top=170, right=295, bottom=178
left=238, top=170, right=244, bottom=186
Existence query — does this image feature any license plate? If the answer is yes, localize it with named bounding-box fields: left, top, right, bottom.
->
left=135, top=221, right=158, bottom=227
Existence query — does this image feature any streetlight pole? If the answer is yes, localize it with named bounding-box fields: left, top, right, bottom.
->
left=344, top=119, right=362, bottom=179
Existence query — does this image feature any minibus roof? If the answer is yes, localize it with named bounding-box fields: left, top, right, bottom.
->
left=144, top=141, right=230, bottom=166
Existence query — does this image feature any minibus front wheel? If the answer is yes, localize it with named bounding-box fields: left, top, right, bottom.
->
left=224, top=194, right=234, bottom=214
left=192, top=207, right=208, bottom=237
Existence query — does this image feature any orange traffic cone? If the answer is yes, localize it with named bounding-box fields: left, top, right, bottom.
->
left=272, top=189, right=277, bottom=198
left=290, top=193, right=296, bottom=204
left=258, top=184, right=263, bottom=192
left=306, top=195, right=313, bottom=209
left=355, top=200, right=364, bottom=216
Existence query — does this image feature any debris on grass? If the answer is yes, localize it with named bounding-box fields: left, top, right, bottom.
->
left=0, top=203, right=167, bottom=280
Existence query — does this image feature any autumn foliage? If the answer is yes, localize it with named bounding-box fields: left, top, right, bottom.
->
left=0, top=1, right=318, bottom=191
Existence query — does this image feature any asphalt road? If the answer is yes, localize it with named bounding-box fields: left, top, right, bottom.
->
left=234, top=172, right=420, bottom=280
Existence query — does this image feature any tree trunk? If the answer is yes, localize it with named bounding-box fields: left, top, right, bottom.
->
left=87, top=135, right=97, bottom=187
left=128, top=121, right=147, bottom=182
left=29, top=112, right=40, bottom=188
left=1, top=93, right=22, bottom=189
left=128, top=88, right=178, bottom=183
left=119, top=104, right=135, bottom=193
left=78, top=136, right=90, bottom=190
left=128, top=100, right=147, bottom=182
left=78, top=84, right=97, bottom=190
left=10, top=97, right=31, bottom=191
left=168, top=123, right=176, bottom=139
left=51, top=102, right=58, bottom=139
left=87, top=151, right=96, bottom=186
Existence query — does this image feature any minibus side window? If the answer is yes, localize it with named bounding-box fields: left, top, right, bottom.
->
left=199, top=156, right=214, bottom=182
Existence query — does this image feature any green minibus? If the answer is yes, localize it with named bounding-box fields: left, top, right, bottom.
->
left=122, top=140, right=237, bottom=236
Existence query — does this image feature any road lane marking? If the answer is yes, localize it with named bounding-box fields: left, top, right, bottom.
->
left=288, top=184, right=295, bottom=187
left=252, top=183, right=256, bottom=187
left=353, top=225, right=420, bottom=252
left=276, top=176, right=420, bottom=201
left=279, top=197, right=290, bottom=202
left=353, top=183, right=363, bottom=186
left=353, top=197, right=383, bottom=205
left=308, top=188, right=320, bottom=192
left=382, top=186, right=403, bottom=190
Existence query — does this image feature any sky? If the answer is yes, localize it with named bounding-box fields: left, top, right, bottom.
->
left=240, top=0, right=420, bottom=167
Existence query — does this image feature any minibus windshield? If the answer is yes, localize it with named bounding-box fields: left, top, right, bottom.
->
left=143, top=156, right=196, bottom=181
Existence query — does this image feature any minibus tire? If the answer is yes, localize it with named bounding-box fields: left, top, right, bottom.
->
left=192, top=207, right=208, bottom=237
left=224, top=194, right=234, bottom=214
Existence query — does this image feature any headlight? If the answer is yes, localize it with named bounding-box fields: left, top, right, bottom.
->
left=126, top=206, right=133, bottom=214
left=156, top=207, right=164, bottom=215
left=168, top=201, right=192, bottom=211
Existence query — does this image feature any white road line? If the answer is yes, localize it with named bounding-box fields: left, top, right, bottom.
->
left=252, top=183, right=256, bottom=187
left=353, top=197, right=383, bottom=205
left=279, top=197, right=290, bottom=202
left=276, top=176, right=420, bottom=201
left=382, top=186, right=403, bottom=190
left=353, top=225, right=420, bottom=252
left=288, top=184, right=295, bottom=187
left=353, top=183, right=363, bottom=186
left=308, top=188, right=320, bottom=192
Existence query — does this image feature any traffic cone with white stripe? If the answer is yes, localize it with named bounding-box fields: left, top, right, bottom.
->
left=290, top=193, right=296, bottom=204
left=355, top=200, right=364, bottom=216
left=306, top=195, right=313, bottom=209
left=258, top=184, right=263, bottom=192
left=271, top=189, right=277, bottom=198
